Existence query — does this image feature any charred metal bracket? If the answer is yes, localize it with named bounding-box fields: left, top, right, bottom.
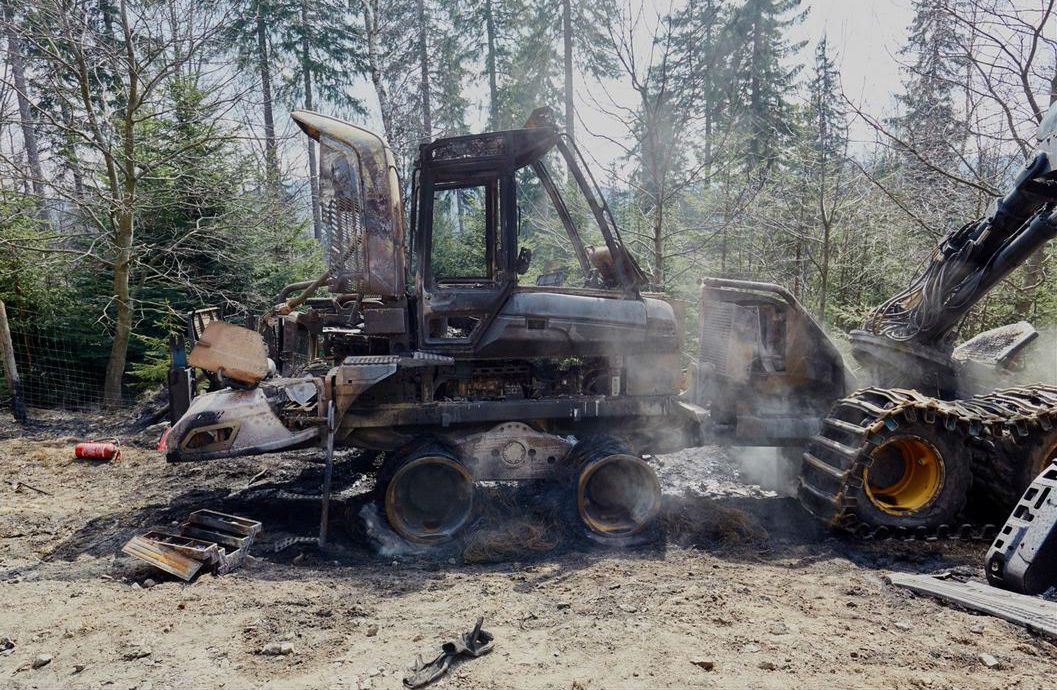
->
left=122, top=510, right=262, bottom=581
left=318, top=401, right=337, bottom=549
left=986, top=461, right=1057, bottom=595
left=404, top=617, right=494, bottom=689
left=449, top=422, right=574, bottom=480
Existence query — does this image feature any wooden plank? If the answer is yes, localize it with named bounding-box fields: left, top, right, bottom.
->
left=885, top=572, right=1057, bottom=638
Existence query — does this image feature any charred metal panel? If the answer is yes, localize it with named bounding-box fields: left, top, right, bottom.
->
left=123, top=511, right=262, bottom=581
left=500, top=291, right=645, bottom=323
left=473, top=291, right=678, bottom=359
left=187, top=322, right=270, bottom=385
left=332, top=352, right=455, bottom=417
left=987, top=461, right=1057, bottom=594
left=697, top=300, right=758, bottom=383
left=292, top=111, right=405, bottom=298
left=122, top=536, right=206, bottom=581
left=953, top=321, right=1037, bottom=368
left=696, top=278, right=849, bottom=442
left=429, top=132, right=507, bottom=162
left=319, top=138, right=367, bottom=287
left=364, top=307, right=407, bottom=335
left=341, top=394, right=673, bottom=429
left=645, top=297, right=682, bottom=344
left=166, top=383, right=320, bottom=461
left=333, top=356, right=400, bottom=418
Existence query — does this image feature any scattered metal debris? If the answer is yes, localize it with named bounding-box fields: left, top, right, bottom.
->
left=885, top=572, right=1057, bottom=638
left=246, top=468, right=269, bottom=487
left=403, top=617, right=494, bottom=688
left=4, top=479, right=51, bottom=496
left=122, top=510, right=261, bottom=581
left=986, top=461, right=1057, bottom=595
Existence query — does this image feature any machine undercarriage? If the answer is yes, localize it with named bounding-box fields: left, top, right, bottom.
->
left=164, top=102, right=1057, bottom=550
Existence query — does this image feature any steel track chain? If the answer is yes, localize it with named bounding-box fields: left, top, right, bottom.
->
left=272, top=535, right=319, bottom=553
left=800, top=384, right=1057, bottom=542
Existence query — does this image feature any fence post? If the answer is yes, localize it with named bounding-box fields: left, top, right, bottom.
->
left=0, top=301, right=28, bottom=423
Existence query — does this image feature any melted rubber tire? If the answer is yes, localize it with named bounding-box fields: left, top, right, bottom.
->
left=561, top=435, right=663, bottom=546
left=375, top=440, right=475, bottom=546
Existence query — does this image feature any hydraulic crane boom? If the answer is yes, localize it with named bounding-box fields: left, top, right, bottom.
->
left=851, top=102, right=1057, bottom=396
left=867, top=153, right=1057, bottom=347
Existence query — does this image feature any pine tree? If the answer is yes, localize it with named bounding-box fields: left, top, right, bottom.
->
left=429, top=2, right=472, bottom=138
left=271, top=0, right=364, bottom=240
left=667, top=0, right=740, bottom=173
left=227, top=0, right=282, bottom=185
left=468, top=0, right=616, bottom=132
left=892, top=0, right=965, bottom=163
left=729, top=0, right=807, bottom=172
left=887, top=0, right=970, bottom=237
left=806, top=36, right=848, bottom=322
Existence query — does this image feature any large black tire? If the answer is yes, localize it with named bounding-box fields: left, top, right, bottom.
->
left=971, top=427, right=1057, bottom=519
left=375, top=440, right=476, bottom=545
left=799, top=392, right=974, bottom=532
left=561, top=435, right=663, bottom=546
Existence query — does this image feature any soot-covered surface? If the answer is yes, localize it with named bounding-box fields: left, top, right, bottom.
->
left=1, top=412, right=1055, bottom=689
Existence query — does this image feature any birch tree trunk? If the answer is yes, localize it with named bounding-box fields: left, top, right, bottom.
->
left=256, top=7, right=279, bottom=184
left=4, top=8, right=44, bottom=203
left=301, top=0, right=322, bottom=240
left=562, top=0, right=574, bottom=141
left=361, top=0, right=395, bottom=141
left=416, top=0, right=431, bottom=141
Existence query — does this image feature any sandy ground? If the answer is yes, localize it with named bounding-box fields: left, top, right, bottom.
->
left=1, top=415, right=1056, bottom=690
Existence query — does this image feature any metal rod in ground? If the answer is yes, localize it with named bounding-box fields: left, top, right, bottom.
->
left=0, top=301, right=27, bottom=424
left=318, top=401, right=336, bottom=549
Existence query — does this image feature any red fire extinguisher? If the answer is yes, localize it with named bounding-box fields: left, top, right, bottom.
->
left=74, top=440, right=121, bottom=462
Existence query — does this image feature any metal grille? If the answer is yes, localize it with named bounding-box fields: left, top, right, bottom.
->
left=322, top=195, right=364, bottom=274
left=698, top=300, right=736, bottom=376
left=320, top=138, right=367, bottom=285
left=698, top=299, right=759, bottom=381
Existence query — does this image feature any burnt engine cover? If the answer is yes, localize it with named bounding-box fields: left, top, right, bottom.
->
left=473, top=291, right=679, bottom=359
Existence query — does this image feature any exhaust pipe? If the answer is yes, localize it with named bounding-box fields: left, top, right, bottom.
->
left=577, top=452, right=661, bottom=539
left=384, top=453, right=475, bottom=544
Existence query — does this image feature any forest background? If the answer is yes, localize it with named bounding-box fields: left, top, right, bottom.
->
left=0, top=0, right=1053, bottom=407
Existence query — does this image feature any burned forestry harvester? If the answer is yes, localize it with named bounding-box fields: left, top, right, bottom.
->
left=164, top=104, right=1057, bottom=546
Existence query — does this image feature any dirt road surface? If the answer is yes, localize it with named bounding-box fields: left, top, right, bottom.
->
left=2, top=418, right=1055, bottom=689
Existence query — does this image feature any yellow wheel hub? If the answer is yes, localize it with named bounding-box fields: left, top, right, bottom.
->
left=864, top=437, right=943, bottom=514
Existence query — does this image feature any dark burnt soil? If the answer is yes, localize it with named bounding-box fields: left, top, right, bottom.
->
left=1, top=409, right=1054, bottom=689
